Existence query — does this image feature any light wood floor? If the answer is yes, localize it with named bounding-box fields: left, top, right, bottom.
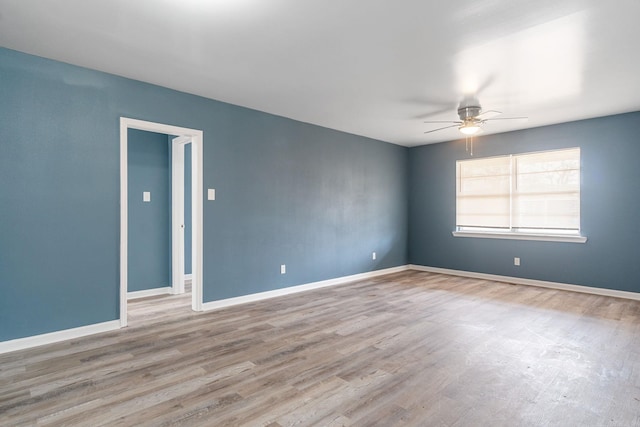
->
left=2, top=271, right=640, bottom=426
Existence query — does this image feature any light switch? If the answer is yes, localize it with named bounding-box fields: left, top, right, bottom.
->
left=208, top=188, right=216, bottom=200
left=143, top=191, right=151, bottom=202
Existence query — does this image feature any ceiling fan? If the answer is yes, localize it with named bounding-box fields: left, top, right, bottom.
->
left=424, top=102, right=527, bottom=136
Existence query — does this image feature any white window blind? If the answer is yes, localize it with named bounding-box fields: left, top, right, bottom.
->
left=456, top=148, right=580, bottom=234
left=457, top=155, right=511, bottom=228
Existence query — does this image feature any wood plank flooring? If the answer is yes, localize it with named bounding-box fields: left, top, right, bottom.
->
left=2, top=271, right=640, bottom=426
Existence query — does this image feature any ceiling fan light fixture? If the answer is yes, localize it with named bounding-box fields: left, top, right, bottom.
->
left=459, top=123, right=481, bottom=135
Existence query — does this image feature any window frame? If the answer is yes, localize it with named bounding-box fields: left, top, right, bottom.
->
left=453, top=148, right=587, bottom=244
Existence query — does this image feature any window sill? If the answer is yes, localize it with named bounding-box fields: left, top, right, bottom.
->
left=452, top=231, right=587, bottom=243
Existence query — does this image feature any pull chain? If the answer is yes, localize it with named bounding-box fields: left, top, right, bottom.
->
left=465, top=136, right=474, bottom=156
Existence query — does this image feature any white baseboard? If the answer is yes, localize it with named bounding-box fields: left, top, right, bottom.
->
left=184, top=274, right=192, bottom=285
left=0, top=320, right=120, bottom=355
left=409, top=265, right=640, bottom=301
left=127, top=287, right=172, bottom=300
left=202, top=265, right=410, bottom=311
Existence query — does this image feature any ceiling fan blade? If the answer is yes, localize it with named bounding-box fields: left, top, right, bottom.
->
left=476, top=110, right=502, bottom=120
left=485, top=116, right=528, bottom=121
left=476, top=74, right=496, bottom=95
left=423, top=120, right=462, bottom=124
left=413, top=106, right=456, bottom=120
left=404, top=96, right=456, bottom=108
left=424, top=124, right=460, bottom=134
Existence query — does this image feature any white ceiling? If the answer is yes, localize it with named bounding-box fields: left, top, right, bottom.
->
left=1, top=0, right=639, bottom=146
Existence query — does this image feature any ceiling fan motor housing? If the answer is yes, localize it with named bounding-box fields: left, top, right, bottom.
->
left=458, top=105, right=482, bottom=120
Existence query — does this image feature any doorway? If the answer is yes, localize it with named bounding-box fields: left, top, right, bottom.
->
left=120, top=118, right=204, bottom=327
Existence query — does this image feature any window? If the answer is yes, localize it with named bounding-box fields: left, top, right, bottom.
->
left=454, top=148, right=586, bottom=243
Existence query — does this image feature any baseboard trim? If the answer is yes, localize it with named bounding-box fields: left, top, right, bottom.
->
left=202, top=265, right=410, bottom=311
left=409, top=265, right=640, bottom=301
left=184, top=274, right=192, bottom=285
left=0, top=320, right=121, bottom=355
left=127, top=287, right=172, bottom=300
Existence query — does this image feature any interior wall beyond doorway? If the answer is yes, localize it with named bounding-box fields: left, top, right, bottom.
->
left=127, top=129, right=171, bottom=293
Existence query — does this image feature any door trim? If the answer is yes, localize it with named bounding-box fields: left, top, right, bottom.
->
left=120, top=117, right=204, bottom=328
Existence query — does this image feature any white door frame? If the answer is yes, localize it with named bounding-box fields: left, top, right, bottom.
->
left=120, top=117, right=204, bottom=327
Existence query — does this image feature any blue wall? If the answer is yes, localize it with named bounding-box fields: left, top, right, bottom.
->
left=409, top=112, right=640, bottom=292
left=127, top=129, right=171, bottom=292
left=204, top=115, right=408, bottom=301
left=0, top=47, right=408, bottom=341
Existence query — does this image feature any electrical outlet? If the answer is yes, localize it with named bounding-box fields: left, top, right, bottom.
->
left=514, top=257, right=520, bottom=266
left=372, top=252, right=376, bottom=260
left=280, top=264, right=286, bottom=274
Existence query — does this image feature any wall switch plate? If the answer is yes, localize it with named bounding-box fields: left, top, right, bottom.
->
left=143, top=191, right=151, bottom=202
left=372, top=252, right=376, bottom=260
left=280, top=264, right=286, bottom=274
left=514, top=257, right=520, bottom=266
left=208, top=188, right=216, bottom=200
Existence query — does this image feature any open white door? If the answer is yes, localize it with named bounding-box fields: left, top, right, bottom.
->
left=171, top=136, right=190, bottom=295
